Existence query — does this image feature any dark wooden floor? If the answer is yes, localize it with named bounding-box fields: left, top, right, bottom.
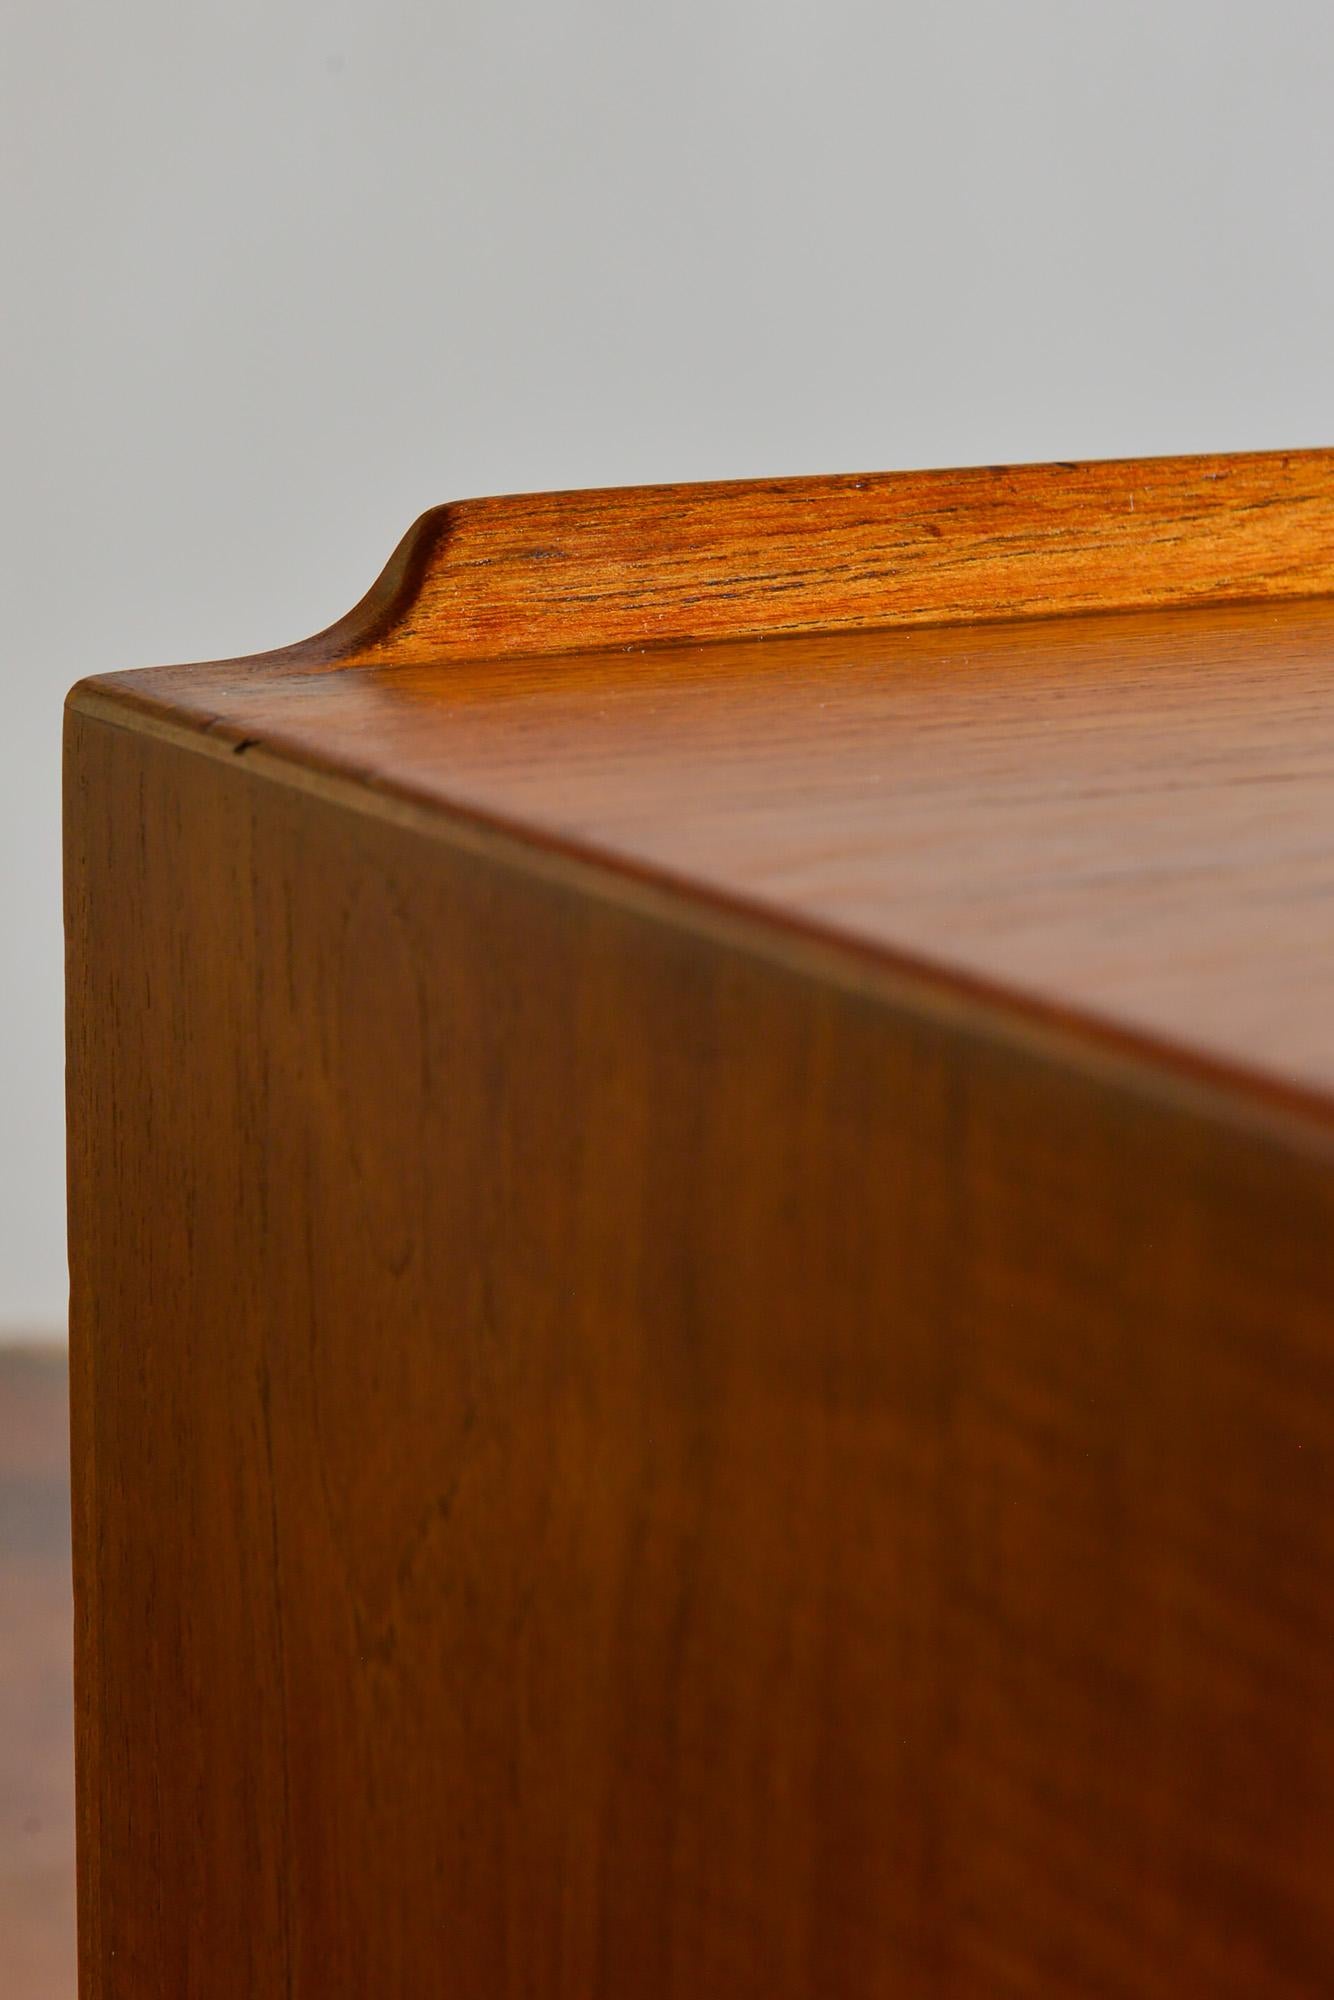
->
left=0, top=1345, right=75, bottom=1997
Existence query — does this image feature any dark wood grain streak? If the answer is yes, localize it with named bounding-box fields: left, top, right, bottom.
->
left=65, top=452, right=1334, bottom=1998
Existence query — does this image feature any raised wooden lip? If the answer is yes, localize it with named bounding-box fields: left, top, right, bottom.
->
left=88, top=446, right=1334, bottom=679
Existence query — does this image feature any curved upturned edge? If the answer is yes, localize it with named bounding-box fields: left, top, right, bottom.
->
left=72, top=447, right=1334, bottom=695
left=64, top=504, right=460, bottom=712
left=259, top=503, right=459, bottom=669
left=290, top=447, right=1334, bottom=672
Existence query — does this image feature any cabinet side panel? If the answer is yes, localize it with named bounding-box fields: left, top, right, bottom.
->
left=64, top=713, right=300, bottom=1995
left=65, top=712, right=1334, bottom=1999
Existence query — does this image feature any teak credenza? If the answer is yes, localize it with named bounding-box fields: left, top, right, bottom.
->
left=65, top=451, right=1334, bottom=1997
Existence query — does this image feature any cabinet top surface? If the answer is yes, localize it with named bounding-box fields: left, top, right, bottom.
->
left=70, top=448, right=1334, bottom=1123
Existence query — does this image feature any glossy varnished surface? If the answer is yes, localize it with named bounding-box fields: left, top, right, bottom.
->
left=0, top=1348, right=75, bottom=2000
left=85, top=594, right=1334, bottom=1118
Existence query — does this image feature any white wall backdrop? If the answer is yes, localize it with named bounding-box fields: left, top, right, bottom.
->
left=5, top=0, right=1334, bottom=1331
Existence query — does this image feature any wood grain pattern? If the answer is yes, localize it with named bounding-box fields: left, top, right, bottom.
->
left=178, top=447, right=1334, bottom=670
left=65, top=452, right=1334, bottom=1997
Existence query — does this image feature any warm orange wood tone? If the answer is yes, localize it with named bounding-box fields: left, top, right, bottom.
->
left=108, top=446, right=1334, bottom=676
left=66, top=451, right=1334, bottom=1998
left=0, top=1347, right=75, bottom=2000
